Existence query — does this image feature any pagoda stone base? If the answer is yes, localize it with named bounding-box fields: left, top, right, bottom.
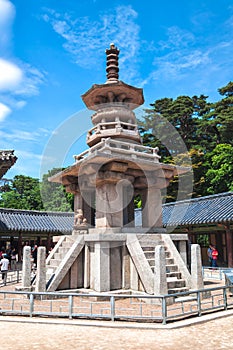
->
left=41, top=230, right=194, bottom=296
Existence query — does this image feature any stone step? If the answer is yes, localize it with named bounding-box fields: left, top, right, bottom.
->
left=167, top=278, right=186, bottom=289
left=46, top=267, right=55, bottom=275
left=165, top=264, right=179, bottom=272
left=165, top=257, right=174, bottom=265
left=168, top=287, right=189, bottom=295
left=140, top=241, right=164, bottom=248
left=58, top=247, right=70, bottom=254
left=166, top=271, right=182, bottom=279
left=143, top=250, right=171, bottom=259
left=54, top=252, right=62, bottom=260
left=48, top=259, right=61, bottom=268
left=61, top=241, right=74, bottom=248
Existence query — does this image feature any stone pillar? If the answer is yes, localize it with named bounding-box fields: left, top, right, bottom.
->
left=130, top=258, right=139, bottom=291
left=179, top=240, right=187, bottom=265
left=95, top=183, right=124, bottom=228
left=83, top=190, right=95, bottom=227
left=22, top=246, right=31, bottom=289
left=122, top=245, right=130, bottom=289
left=123, top=189, right=135, bottom=227
left=93, top=242, right=110, bottom=292
left=35, top=246, right=46, bottom=292
left=74, top=192, right=83, bottom=212
left=154, top=245, right=168, bottom=295
left=191, top=244, right=204, bottom=290
left=141, top=187, right=162, bottom=228
left=84, top=245, right=90, bottom=288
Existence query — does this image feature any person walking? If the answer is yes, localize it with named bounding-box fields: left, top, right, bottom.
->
left=11, top=247, right=18, bottom=270
left=211, top=245, right=219, bottom=268
left=0, top=254, right=10, bottom=285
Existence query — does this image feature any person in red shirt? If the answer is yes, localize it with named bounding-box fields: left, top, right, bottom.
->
left=211, top=245, right=219, bottom=268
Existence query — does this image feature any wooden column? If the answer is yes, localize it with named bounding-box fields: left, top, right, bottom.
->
left=18, top=231, right=22, bottom=262
left=226, top=224, right=233, bottom=267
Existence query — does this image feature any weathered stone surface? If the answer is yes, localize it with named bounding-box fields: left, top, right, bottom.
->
left=191, top=244, right=204, bottom=290
left=35, top=246, right=46, bottom=292
left=154, top=245, right=168, bottom=295
left=22, top=246, right=31, bottom=289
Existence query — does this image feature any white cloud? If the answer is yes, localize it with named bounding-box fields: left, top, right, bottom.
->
left=0, top=128, right=42, bottom=142
left=0, top=102, right=11, bottom=121
left=0, top=0, right=15, bottom=48
left=15, top=64, right=46, bottom=96
left=0, top=0, right=45, bottom=120
left=0, top=58, right=23, bottom=91
left=43, top=5, right=141, bottom=82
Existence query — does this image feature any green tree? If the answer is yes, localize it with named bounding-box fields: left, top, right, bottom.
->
left=198, top=81, right=233, bottom=148
left=40, top=168, right=74, bottom=212
left=205, top=144, right=233, bottom=194
left=0, top=175, right=43, bottom=210
left=140, top=95, right=209, bottom=153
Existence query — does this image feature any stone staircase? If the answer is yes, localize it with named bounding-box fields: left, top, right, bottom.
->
left=138, top=235, right=189, bottom=295
left=31, top=235, right=85, bottom=292
left=45, top=235, right=75, bottom=287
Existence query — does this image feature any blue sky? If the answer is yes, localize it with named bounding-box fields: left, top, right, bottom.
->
left=1, top=0, right=233, bottom=180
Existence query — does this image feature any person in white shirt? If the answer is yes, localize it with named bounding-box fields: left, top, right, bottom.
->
left=0, top=254, right=10, bottom=285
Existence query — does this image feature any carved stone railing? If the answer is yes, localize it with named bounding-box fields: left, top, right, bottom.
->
left=74, top=138, right=160, bottom=163
left=87, top=120, right=140, bottom=142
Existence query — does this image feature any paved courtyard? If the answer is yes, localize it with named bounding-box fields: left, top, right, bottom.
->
left=0, top=311, right=232, bottom=350
left=0, top=272, right=231, bottom=349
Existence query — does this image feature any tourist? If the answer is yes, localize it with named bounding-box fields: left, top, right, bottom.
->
left=0, top=253, right=10, bottom=285
left=211, top=245, right=219, bottom=268
left=207, top=244, right=213, bottom=267
left=32, top=244, right=38, bottom=268
left=11, top=247, right=18, bottom=270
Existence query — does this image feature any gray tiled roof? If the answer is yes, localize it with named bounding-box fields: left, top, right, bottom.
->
left=162, top=192, right=233, bottom=227
left=0, top=208, right=74, bottom=233
left=0, top=150, right=17, bottom=179
left=0, top=192, right=232, bottom=233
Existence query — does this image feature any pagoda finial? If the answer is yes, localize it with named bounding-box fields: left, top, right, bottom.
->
left=105, top=43, right=120, bottom=83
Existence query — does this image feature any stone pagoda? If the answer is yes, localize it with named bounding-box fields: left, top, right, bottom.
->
left=42, top=44, right=198, bottom=296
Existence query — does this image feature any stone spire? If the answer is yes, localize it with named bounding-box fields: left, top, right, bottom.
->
left=105, top=43, right=119, bottom=83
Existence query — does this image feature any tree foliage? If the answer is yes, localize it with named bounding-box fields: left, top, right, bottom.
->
left=40, top=168, right=73, bottom=212
left=0, top=175, right=43, bottom=210
left=139, top=82, right=233, bottom=201
left=0, top=171, right=74, bottom=212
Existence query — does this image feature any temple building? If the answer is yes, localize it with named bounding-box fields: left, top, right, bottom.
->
left=0, top=150, right=17, bottom=180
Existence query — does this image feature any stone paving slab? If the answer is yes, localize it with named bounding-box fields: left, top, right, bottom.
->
left=0, top=277, right=231, bottom=349
left=0, top=311, right=233, bottom=350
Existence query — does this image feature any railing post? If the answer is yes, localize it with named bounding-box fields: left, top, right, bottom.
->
left=110, top=296, right=115, bottom=322
left=197, top=291, right=202, bottom=317
left=223, top=287, right=228, bottom=310
left=69, top=295, right=73, bottom=319
left=220, top=268, right=223, bottom=281
left=162, top=297, right=167, bottom=325
left=29, top=293, right=34, bottom=317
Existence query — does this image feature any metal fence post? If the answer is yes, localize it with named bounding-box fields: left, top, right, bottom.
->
left=162, top=297, right=167, bottom=325
left=29, top=293, right=34, bottom=317
left=197, top=291, right=202, bottom=317
left=110, top=296, right=115, bottom=322
left=69, top=295, right=73, bottom=319
left=17, top=270, right=19, bottom=283
left=223, top=287, right=227, bottom=310
left=220, top=268, right=223, bottom=281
